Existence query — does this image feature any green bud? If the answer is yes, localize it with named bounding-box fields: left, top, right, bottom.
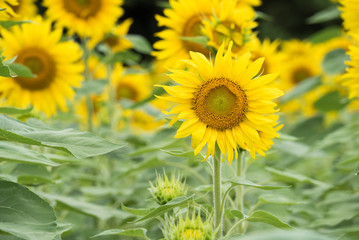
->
left=149, top=171, right=187, bottom=205
left=163, top=210, right=214, bottom=240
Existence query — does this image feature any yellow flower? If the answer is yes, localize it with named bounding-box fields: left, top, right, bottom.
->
left=43, top=0, right=123, bottom=46
left=0, top=18, right=84, bottom=116
left=101, top=18, right=133, bottom=53
left=159, top=42, right=283, bottom=163
left=202, top=3, right=257, bottom=56
left=111, top=64, right=152, bottom=102
left=12, top=0, right=37, bottom=19
left=247, top=37, right=282, bottom=76
left=0, top=0, right=19, bottom=20
left=339, top=0, right=359, bottom=36
left=341, top=34, right=359, bottom=98
left=122, top=109, right=166, bottom=133
left=153, top=0, right=225, bottom=69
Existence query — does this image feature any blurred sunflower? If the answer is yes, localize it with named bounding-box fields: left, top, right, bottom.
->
left=43, top=0, right=123, bottom=46
left=153, top=0, right=223, bottom=68
left=159, top=42, right=282, bottom=163
left=202, top=0, right=257, bottom=56
left=0, top=18, right=84, bottom=116
left=339, top=0, right=359, bottom=36
left=101, top=18, right=133, bottom=53
left=11, top=0, right=37, bottom=19
left=121, top=109, right=166, bottom=133
left=111, top=64, right=152, bottom=102
left=342, top=34, right=359, bottom=99
left=0, top=0, right=18, bottom=20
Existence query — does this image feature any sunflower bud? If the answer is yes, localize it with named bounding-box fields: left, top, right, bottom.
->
left=149, top=172, right=187, bottom=205
left=163, top=211, right=214, bottom=240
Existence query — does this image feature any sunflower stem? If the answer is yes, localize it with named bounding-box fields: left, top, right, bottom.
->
left=106, top=64, right=116, bottom=130
left=236, top=149, right=247, bottom=233
left=82, top=38, right=93, bottom=131
left=213, top=145, right=222, bottom=237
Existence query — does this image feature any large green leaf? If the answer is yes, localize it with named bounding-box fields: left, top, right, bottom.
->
left=322, top=49, right=349, bottom=75
left=314, top=91, right=349, bottom=112
left=0, top=106, right=33, bottom=115
left=0, top=141, right=59, bottom=166
left=0, top=114, right=125, bottom=159
left=93, top=228, right=150, bottom=240
left=307, top=6, right=340, bottom=24
left=0, top=180, right=61, bottom=240
left=228, top=177, right=290, bottom=190
left=246, top=210, right=292, bottom=229
left=126, top=34, right=152, bottom=54
left=39, top=193, right=130, bottom=221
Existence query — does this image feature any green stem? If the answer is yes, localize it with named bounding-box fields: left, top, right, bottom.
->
left=82, top=38, right=93, bottom=131
left=106, top=64, right=116, bottom=130
left=236, top=149, right=247, bottom=233
left=213, top=145, right=222, bottom=237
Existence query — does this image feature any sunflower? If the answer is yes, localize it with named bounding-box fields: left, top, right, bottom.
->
left=158, top=42, right=283, bottom=163
left=11, top=0, right=37, bottom=19
left=339, top=0, right=359, bottom=36
left=43, top=0, right=123, bottom=46
left=111, top=64, right=152, bottom=102
left=0, top=0, right=18, bottom=20
left=341, top=34, right=359, bottom=99
left=153, top=0, right=226, bottom=69
left=0, top=18, right=84, bottom=116
left=121, top=109, right=166, bottom=133
left=100, top=18, right=133, bottom=53
left=202, top=0, right=257, bottom=56
left=247, top=37, right=282, bottom=76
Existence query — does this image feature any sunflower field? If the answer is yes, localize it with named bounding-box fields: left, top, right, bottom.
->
left=0, top=0, right=359, bottom=239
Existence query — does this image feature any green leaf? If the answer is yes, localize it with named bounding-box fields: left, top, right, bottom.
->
left=307, top=6, right=340, bottom=24
left=9, top=63, right=35, bottom=78
left=0, top=20, right=32, bottom=28
left=322, top=49, right=349, bottom=75
left=76, top=80, right=107, bottom=96
left=316, top=122, right=359, bottom=149
left=39, top=193, right=130, bottom=221
left=135, top=195, right=195, bottom=222
left=265, top=167, right=331, bottom=189
left=246, top=210, right=292, bottom=229
left=126, top=34, right=152, bottom=54
left=314, top=91, right=349, bottom=112
left=121, top=203, right=152, bottom=216
left=0, top=141, right=59, bottom=166
left=258, top=194, right=306, bottom=205
left=12, top=164, right=53, bottom=185
left=103, top=50, right=141, bottom=65
left=0, top=114, right=125, bottom=159
left=0, top=180, right=61, bottom=240
left=93, top=228, right=150, bottom=239
left=0, top=106, right=33, bottom=115
left=237, top=230, right=334, bottom=240
left=228, top=177, right=290, bottom=190
left=308, top=26, right=342, bottom=44
left=280, top=76, right=321, bottom=104
left=180, top=36, right=208, bottom=45
left=256, top=11, right=273, bottom=21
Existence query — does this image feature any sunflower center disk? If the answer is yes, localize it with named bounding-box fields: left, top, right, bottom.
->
left=292, top=67, right=311, bottom=83
left=193, top=78, right=248, bottom=131
left=63, top=0, right=101, bottom=19
left=15, top=48, right=56, bottom=91
left=116, top=84, right=138, bottom=101
left=182, top=14, right=209, bottom=56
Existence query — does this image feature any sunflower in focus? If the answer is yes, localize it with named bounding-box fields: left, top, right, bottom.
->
left=154, top=0, right=226, bottom=69
left=159, top=42, right=283, bottom=163
left=43, top=0, right=123, bottom=46
left=0, top=18, right=84, bottom=116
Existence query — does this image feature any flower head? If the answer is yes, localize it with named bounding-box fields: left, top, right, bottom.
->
left=159, top=42, right=283, bottom=163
